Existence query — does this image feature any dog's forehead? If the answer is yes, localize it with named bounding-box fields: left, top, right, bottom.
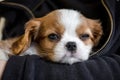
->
left=40, top=9, right=84, bottom=35
left=43, top=9, right=83, bottom=27
left=57, top=9, right=83, bottom=30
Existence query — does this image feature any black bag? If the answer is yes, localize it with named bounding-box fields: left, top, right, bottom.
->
left=1, top=0, right=120, bottom=80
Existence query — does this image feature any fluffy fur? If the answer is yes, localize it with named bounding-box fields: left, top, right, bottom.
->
left=0, top=9, right=103, bottom=64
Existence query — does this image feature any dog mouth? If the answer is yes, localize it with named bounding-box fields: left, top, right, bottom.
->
left=59, top=52, right=83, bottom=64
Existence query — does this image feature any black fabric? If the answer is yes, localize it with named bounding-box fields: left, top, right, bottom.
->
left=0, top=0, right=120, bottom=80
left=2, top=55, right=120, bottom=80
left=0, top=1, right=35, bottom=39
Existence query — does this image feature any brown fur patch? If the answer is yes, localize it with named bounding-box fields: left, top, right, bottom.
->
left=76, top=16, right=103, bottom=46
left=34, top=11, right=65, bottom=60
left=76, top=25, right=94, bottom=45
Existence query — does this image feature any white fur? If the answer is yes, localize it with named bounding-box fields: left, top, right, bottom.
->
left=0, top=49, right=9, bottom=61
left=0, top=43, right=39, bottom=61
left=20, top=43, right=39, bottom=56
left=53, top=9, right=93, bottom=64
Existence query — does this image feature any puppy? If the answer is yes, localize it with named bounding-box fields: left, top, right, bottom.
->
left=0, top=9, right=103, bottom=64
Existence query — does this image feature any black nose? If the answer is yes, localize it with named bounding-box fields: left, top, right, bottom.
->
left=66, top=42, right=77, bottom=52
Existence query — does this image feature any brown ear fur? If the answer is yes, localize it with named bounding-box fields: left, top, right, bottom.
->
left=11, top=19, right=41, bottom=55
left=88, top=19, right=103, bottom=46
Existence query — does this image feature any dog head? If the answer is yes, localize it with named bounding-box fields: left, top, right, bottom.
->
left=12, top=9, right=103, bottom=64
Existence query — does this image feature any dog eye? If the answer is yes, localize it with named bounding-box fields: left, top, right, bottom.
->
left=48, top=33, right=60, bottom=41
left=80, top=34, right=90, bottom=40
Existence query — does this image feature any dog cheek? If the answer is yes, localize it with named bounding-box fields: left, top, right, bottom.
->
left=38, top=38, right=57, bottom=60
left=75, top=41, right=92, bottom=60
left=52, top=41, right=66, bottom=62
left=83, top=39, right=94, bottom=46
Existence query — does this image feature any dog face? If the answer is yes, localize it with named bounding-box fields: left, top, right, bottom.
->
left=12, top=9, right=103, bottom=64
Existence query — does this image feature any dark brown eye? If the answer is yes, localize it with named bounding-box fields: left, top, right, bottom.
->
left=48, top=33, right=60, bottom=41
left=80, top=34, right=90, bottom=40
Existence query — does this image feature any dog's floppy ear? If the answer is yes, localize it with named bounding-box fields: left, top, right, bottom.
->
left=11, top=19, right=41, bottom=55
left=89, top=20, right=103, bottom=46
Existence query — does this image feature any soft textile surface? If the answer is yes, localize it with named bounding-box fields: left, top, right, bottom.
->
left=2, top=54, right=120, bottom=80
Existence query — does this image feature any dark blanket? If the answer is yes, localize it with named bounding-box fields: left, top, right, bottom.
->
left=0, top=0, right=120, bottom=80
left=2, top=54, right=120, bottom=80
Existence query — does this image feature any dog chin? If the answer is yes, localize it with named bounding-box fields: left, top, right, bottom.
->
left=57, top=52, right=89, bottom=64
left=60, top=56, right=85, bottom=65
